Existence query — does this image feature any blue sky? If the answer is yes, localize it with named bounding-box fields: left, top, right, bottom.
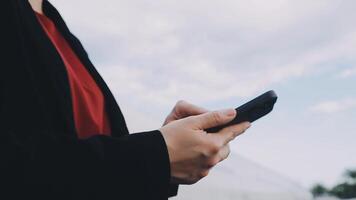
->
left=51, top=0, right=356, bottom=188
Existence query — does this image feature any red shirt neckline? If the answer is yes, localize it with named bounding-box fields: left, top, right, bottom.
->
left=35, top=11, right=112, bottom=139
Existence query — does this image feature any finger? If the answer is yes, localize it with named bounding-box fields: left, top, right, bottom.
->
left=175, top=100, right=209, bottom=118
left=203, top=145, right=230, bottom=169
left=207, top=122, right=251, bottom=146
left=164, top=101, right=209, bottom=125
left=218, top=144, right=230, bottom=162
left=192, top=109, right=236, bottom=130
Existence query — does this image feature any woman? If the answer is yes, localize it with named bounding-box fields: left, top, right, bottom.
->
left=1, top=0, right=251, bottom=199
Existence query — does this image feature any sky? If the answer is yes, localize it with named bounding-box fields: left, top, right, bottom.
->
left=50, top=0, right=356, bottom=188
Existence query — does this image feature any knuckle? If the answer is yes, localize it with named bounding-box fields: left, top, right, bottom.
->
left=225, top=147, right=231, bottom=158
left=228, top=132, right=236, bottom=141
left=206, top=157, right=220, bottom=168
left=185, top=173, right=197, bottom=185
left=235, top=128, right=246, bottom=136
left=176, top=100, right=186, bottom=107
left=227, top=145, right=231, bottom=154
left=220, top=146, right=231, bottom=162
left=237, top=125, right=246, bottom=132
left=173, top=100, right=185, bottom=115
left=189, top=180, right=198, bottom=185
left=230, top=125, right=247, bottom=135
left=207, top=142, right=220, bottom=155
left=186, top=179, right=197, bottom=185
left=192, top=178, right=200, bottom=184
left=198, top=170, right=210, bottom=179
left=211, top=111, right=223, bottom=124
left=189, top=175, right=200, bottom=184
left=199, top=151, right=208, bottom=159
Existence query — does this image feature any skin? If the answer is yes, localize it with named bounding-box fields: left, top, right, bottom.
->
left=161, top=102, right=250, bottom=184
left=27, top=0, right=251, bottom=185
left=28, top=0, right=43, bottom=14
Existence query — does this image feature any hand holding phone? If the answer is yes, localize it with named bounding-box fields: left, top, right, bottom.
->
left=206, top=90, right=278, bottom=133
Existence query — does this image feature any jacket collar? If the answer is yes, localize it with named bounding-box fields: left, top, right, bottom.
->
left=23, top=0, right=130, bottom=137
left=20, top=0, right=77, bottom=138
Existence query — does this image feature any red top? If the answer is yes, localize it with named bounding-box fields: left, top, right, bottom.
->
left=35, top=12, right=111, bottom=139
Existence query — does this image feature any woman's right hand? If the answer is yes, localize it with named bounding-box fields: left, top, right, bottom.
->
left=159, top=109, right=251, bottom=185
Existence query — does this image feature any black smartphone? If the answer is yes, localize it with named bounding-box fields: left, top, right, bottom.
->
left=206, top=90, right=278, bottom=133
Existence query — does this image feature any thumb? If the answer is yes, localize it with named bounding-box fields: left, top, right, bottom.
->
left=192, top=109, right=236, bottom=130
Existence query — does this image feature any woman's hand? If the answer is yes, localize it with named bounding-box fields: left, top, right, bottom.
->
left=160, top=107, right=251, bottom=185
left=163, top=100, right=209, bottom=126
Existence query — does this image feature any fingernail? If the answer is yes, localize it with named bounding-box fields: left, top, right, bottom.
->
left=221, top=109, right=236, bottom=117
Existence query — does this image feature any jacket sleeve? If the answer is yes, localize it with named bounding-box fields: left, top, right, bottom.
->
left=1, top=1, right=174, bottom=199
left=0, top=129, right=172, bottom=199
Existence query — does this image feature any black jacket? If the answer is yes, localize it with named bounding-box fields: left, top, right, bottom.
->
left=1, top=0, right=177, bottom=199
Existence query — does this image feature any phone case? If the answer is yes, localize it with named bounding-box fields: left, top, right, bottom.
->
left=206, top=90, right=278, bottom=133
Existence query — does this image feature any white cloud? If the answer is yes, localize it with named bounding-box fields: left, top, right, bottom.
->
left=48, top=0, right=356, bottom=116
left=310, top=98, right=356, bottom=114
left=337, top=67, right=356, bottom=78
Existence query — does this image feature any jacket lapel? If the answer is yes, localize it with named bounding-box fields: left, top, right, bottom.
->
left=19, top=0, right=77, bottom=138
left=42, top=1, right=130, bottom=137
left=18, top=0, right=130, bottom=137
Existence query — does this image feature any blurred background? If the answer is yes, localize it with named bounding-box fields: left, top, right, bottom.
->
left=50, top=0, right=356, bottom=199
